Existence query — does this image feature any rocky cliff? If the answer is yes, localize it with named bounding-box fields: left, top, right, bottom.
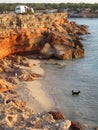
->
left=0, top=13, right=89, bottom=130
left=0, top=13, right=89, bottom=59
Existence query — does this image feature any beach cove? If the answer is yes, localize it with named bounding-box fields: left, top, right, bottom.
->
left=0, top=13, right=93, bottom=130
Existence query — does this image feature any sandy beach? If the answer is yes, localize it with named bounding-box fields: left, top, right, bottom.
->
left=15, top=59, right=54, bottom=113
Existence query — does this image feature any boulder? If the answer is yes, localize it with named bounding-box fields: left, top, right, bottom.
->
left=48, top=111, right=65, bottom=120
left=74, top=47, right=84, bottom=59
left=40, top=31, right=85, bottom=60
left=54, top=44, right=74, bottom=60
left=40, top=43, right=54, bottom=58
left=70, top=121, right=83, bottom=130
left=60, top=120, right=71, bottom=130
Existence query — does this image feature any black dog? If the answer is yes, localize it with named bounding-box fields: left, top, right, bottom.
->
left=72, top=90, right=80, bottom=95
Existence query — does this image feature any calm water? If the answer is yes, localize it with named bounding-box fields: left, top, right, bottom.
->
left=41, top=18, right=98, bottom=130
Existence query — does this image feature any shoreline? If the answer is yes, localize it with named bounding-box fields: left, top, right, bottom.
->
left=15, top=59, right=55, bottom=113
left=0, top=55, right=74, bottom=129
left=0, top=55, right=94, bottom=130
left=0, top=12, right=94, bottom=129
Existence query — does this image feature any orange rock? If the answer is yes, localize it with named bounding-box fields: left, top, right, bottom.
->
left=0, top=13, right=88, bottom=60
left=13, top=99, right=26, bottom=108
left=28, top=62, right=33, bottom=68
left=5, top=114, right=18, bottom=127
left=0, top=79, right=15, bottom=93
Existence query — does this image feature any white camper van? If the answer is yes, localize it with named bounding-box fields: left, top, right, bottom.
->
left=15, top=5, right=34, bottom=14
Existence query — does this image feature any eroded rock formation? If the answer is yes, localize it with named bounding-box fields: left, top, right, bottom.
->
left=0, top=13, right=90, bottom=129
left=0, top=13, right=89, bottom=60
left=0, top=55, right=72, bottom=130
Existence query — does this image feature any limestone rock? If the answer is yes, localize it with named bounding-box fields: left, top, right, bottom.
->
left=0, top=79, right=15, bottom=93
left=5, top=114, right=18, bottom=127
left=60, top=120, right=71, bottom=130
left=40, top=31, right=85, bottom=60
left=40, top=43, right=54, bottom=58
left=0, top=13, right=89, bottom=60
left=48, top=111, right=65, bottom=120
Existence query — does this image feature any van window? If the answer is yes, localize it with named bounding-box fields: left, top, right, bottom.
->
left=16, top=7, right=20, bottom=10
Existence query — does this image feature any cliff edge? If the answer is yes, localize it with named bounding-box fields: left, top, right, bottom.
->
left=0, top=13, right=89, bottom=60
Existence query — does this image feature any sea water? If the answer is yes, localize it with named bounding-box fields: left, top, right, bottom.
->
left=41, top=18, right=98, bottom=130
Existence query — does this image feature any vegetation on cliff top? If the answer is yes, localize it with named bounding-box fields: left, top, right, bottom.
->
left=0, top=3, right=98, bottom=12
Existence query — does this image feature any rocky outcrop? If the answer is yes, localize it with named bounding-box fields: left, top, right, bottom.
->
left=40, top=31, right=85, bottom=59
left=0, top=55, right=42, bottom=107
left=0, top=55, right=72, bottom=130
left=0, top=13, right=90, bottom=129
left=0, top=102, right=71, bottom=129
left=0, top=13, right=89, bottom=60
